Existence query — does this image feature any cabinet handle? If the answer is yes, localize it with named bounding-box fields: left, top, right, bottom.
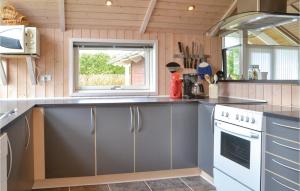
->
left=211, top=106, right=215, bottom=134
left=272, top=141, right=300, bottom=151
left=130, top=107, right=134, bottom=133
left=272, top=159, right=300, bottom=172
left=272, top=122, right=300, bottom=131
left=90, top=108, right=96, bottom=135
left=272, top=177, right=298, bottom=191
left=136, top=106, right=142, bottom=132
left=25, top=116, right=31, bottom=150
left=7, top=135, right=13, bottom=180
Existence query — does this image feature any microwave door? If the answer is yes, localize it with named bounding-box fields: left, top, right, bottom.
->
left=0, top=36, right=22, bottom=49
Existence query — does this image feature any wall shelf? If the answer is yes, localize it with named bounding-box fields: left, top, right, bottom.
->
left=0, top=54, right=39, bottom=85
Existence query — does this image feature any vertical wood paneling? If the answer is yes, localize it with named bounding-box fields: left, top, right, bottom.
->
left=54, top=29, right=64, bottom=97
left=63, top=30, right=72, bottom=97
left=7, top=59, right=18, bottom=98
left=17, top=58, right=27, bottom=98
left=272, top=84, right=282, bottom=105
left=45, top=28, right=55, bottom=97
left=281, top=84, right=292, bottom=106
left=2, top=27, right=298, bottom=108
left=291, top=85, right=300, bottom=108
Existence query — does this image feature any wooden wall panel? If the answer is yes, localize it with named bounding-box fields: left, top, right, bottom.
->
left=0, top=28, right=220, bottom=99
left=219, top=82, right=300, bottom=108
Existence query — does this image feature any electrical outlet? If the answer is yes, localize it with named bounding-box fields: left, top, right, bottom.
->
left=40, top=74, right=52, bottom=82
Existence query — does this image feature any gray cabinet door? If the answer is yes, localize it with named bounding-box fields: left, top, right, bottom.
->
left=172, top=103, right=198, bottom=169
left=96, top=105, right=134, bottom=175
left=135, top=104, right=171, bottom=172
left=19, top=111, right=34, bottom=191
left=6, top=116, right=27, bottom=191
left=198, top=104, right=215, bottom=176
left=45, top=107, right=94, bottom=178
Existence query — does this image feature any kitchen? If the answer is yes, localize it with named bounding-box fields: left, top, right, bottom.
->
left=0, top=0, right=299, bottom=191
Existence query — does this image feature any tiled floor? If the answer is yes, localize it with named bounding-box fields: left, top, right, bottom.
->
left=33, top=176, right=215, bottom=191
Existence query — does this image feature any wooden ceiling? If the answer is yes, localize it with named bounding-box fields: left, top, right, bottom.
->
left=5, top=0, right=234, bottom=33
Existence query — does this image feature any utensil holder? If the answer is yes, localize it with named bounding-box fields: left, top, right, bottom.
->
left=209, top=84, right=218, bottom=99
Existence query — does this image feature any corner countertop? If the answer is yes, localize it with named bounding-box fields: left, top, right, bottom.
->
left=0, top=96, right=266, bottom=131
left=222, top=104, right=300, bottom=122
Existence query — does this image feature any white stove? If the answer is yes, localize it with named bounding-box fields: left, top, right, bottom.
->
left=213, top=105, right=264, bottom=191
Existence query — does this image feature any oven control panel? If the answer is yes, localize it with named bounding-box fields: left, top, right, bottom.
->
left=214, top=105, right=264, bottom=131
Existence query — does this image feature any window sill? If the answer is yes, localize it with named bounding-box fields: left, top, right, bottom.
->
left=70, top=89, right=158, bottom=97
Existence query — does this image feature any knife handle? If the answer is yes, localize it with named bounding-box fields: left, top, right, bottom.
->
left=178, top=42, right=183, bottom=53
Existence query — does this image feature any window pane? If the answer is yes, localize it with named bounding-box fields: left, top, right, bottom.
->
left=224, top=32, right=241, bottom=48
left=77, top=48, right=149, bottom=90
left=225, top=46, right=241, bottom=80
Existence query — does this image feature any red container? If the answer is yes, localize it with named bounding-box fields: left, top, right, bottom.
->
left=169, top=72, right=182, bottom=99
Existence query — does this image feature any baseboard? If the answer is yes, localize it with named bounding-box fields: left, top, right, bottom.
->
left=33, top=168, right=203, bottom=189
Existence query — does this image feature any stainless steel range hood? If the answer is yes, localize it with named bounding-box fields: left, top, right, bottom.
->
left=216, top=0, right=300, bottom=34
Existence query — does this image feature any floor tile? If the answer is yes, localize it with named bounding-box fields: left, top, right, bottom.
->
left=146, top=178, right=190, bottom=191
left=33, top=188, right=69, bottom=191
left=181, top=176, right=216, bottom=191
left=70, top=185, right=109, bottom=191
left=109, top=182, right=150, bottom=191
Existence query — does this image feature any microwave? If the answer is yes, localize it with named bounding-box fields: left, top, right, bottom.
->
left=0, top=25, right=40, bottom=56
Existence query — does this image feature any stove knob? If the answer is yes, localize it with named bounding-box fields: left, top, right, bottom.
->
left=245, top=116, right=250, bottom=122
left=225, top=112, right=229, bottom=117
left=221, top=111, right=225, bottom=116
left=251, top=118, right=256, bottom=124
left=236, top=114, right=239, bottom=120
left=240, top=115, right=244, bottom=121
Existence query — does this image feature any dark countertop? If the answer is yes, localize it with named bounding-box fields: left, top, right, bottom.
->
left=222, top=104, right=300, bottom=122
left=0, top=96, right=267, bottom=131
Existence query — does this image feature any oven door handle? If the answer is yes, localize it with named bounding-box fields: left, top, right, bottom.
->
left=215, top=123, right=260, bottom=139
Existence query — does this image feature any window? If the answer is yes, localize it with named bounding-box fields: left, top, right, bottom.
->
left=222, top=32, right=242, bottom=80
left=70, top=39, right=158, bottom=96
left=247, top=45, right=299, bottom=80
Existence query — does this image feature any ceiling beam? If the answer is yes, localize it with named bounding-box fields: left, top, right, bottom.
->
left=140, top=0, right=157, bottom=34
left=59, top=0, right=65, bottom=31
left=206, top=0, right=238, bottom=36
left=275, top=26, right=300, bottom=45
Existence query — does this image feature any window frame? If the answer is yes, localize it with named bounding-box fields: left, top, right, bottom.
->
left=69, top=38, right=158, bottom=97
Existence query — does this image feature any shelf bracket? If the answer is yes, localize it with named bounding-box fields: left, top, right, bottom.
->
left=26, top=56, right=37, bottom=85
left=0, top=58, right=7, bottom=86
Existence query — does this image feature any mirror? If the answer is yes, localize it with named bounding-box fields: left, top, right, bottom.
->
left=221, top=20, right=300, bottom=81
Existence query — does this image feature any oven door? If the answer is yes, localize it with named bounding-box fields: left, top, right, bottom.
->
left=0, top=25, right=25, bottom=54
left=214, top=120, right=262, bottom=191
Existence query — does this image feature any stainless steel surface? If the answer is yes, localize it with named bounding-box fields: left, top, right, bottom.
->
left=272, top=141, right=300, bottom=151
left=130, top=106, right=134, bottom=133
left=272, top=159, right=300, bottom=172
left=0, top=108, right=17, bottom=121
left=210, top=106, right=215, bottom=133
left=271, top=177, right=298, bottom=191
left=25, top=116, right=30, bottom=150
left=217, top=0, right=300, bottom=32
left=272, top=122, right=300, bottom=130
left=136, top=106, right=142, bottom=132
left=90, top=108, right=96, bottom=135
left=7, top=135, right=12, bottom=180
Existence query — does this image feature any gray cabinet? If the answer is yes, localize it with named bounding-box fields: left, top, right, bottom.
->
left=5, top=111, right=34, bottom=191
left=96, top=105, right=134, bottom=175
left=44, top=107, right=94, bottom=178
left=135, top=104, right=171, bottom=172
left=265, top=170, right=299, bottom=191
left=172, top=103, right=198, bottom=169
left=198, top=104, right=215, bottom=176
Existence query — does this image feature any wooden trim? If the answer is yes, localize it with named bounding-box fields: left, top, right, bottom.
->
left=207, top=0, right=237, bottom=37
left=140, top=0, right=157, bottom=33
left=33, top=168, right=201, bottom=189
left=59, top=0, right=66, bottom=31
left=33, top=107, right=45, bottom=180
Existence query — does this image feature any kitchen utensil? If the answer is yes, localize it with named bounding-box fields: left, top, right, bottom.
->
left=166, top=62, right=181, bottom=73
left=186, top=46, right=190, bottom=68
left=205, top=74, right=211, bottom=84
left=213, top=74, right=218, bottom=84
left=197, top=60, right=212, bottom=80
